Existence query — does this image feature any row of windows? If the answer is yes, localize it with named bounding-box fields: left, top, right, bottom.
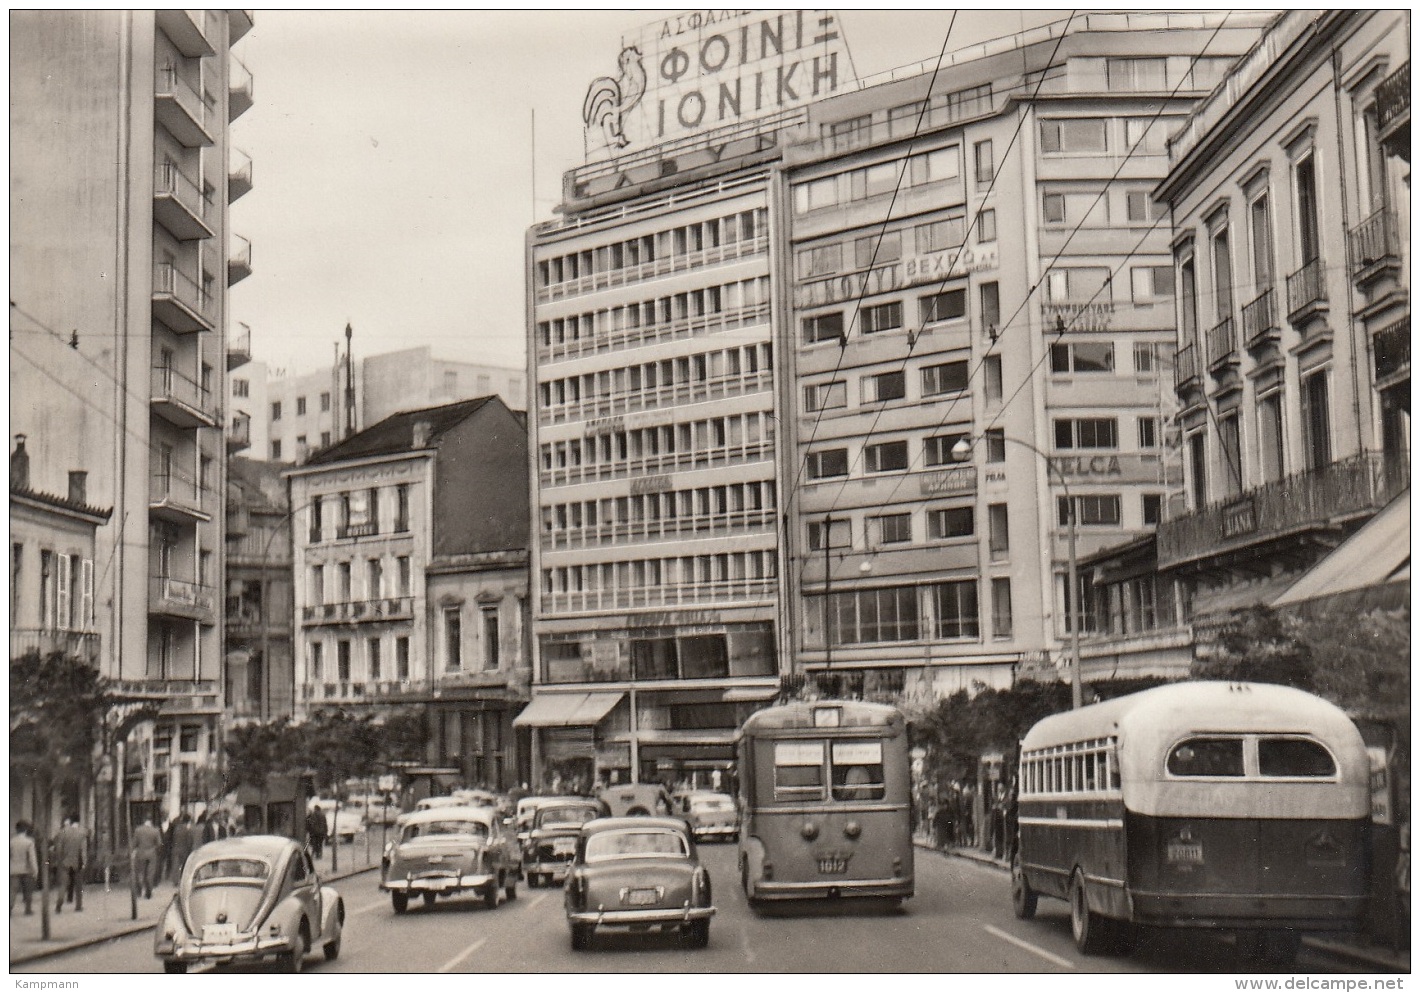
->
left=795, top=208, right=996, bottom=280
left=794, top=145, right=963, bottom=215
left=809, top=502, right=1011, bottom=557
left=536, top=209, right=766, bottom=289
left=10, top=545, right=96, bottom=633
left=308, top=635, right=412, bottom=684
left=1041, top=186, right=1168, bottom=227
left=1044, top=266, right=1173, bottom=305
left=1020, top=738, right=1120, bottom=796
left=541, top=551, right=778, bottom=594
left=803, top=282, right=1001, bottom=345
left=541, top=481, right=776, bottom=533
left=541, top=627, right=776, bottom=684
left=539, top=343, right=771, bottom=412
left=271, top=392, right=331, bottom=421
left=308, top=554, right=414, bottom=605
left=820, top=82, right=995, bottom=151
left=537, top=277, right=769, bottom=351
left=804, top=354, right=1005, bottom=415
left=304, top=485, right=412, bottom=542
left=808, top=578, right=1014, bottom=643
left=1050, top=341, right=1166, bottom=374
left=540, top=412, right=772, bottom=476
left=1039, top=116, right=1167, bottom=156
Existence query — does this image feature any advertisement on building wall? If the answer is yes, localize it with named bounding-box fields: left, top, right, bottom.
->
left=583, top=10, right=857, bottom=160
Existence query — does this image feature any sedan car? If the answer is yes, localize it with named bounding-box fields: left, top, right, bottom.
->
left=672, top=791, right=739, bottom=843
left=564, top=817, right=714, bottom=951
left=381, top=807, right=519, bottom=913
left=523, top=798, right=607, bottom=887
left=154, top=835, right=344, bottom=974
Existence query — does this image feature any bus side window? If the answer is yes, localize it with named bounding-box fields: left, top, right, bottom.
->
left=1167, top=737, right=1244, bottom=777
left=1258, top=737, right=1336, bottom=778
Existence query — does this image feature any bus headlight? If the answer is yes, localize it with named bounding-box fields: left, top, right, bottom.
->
left=800, top=821, right=819, bottom=841
left=843, top=820, right=861, bottom=839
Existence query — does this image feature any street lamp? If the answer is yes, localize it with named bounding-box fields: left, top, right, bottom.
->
left=950, top=435, right=1083, bottom=710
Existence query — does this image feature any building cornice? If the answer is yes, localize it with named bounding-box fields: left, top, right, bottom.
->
left=283, top=448, right=432, bottom=481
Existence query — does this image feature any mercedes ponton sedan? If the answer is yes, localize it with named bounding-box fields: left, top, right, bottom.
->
left=154, top=836, right=344, bottom=974
left=564, top=817, right=714, bottom=951
left=381, top=807, right=520, bottom=913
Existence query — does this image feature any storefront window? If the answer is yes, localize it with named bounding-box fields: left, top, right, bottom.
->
left=679, top=635, right=729, bottom=679
left=631, top=638, right=678, bottom=680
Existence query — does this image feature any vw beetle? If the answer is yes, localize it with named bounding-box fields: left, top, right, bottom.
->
left=154, top=835, right=344, bottom=973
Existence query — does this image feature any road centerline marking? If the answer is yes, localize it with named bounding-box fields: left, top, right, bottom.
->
left=982, top=924, right=1076, bottom=970
left=352, top=897, right=388, bottom=915
left=527, top=892, right=550, bottom=910
left=438, top=936, right=488, bottom=973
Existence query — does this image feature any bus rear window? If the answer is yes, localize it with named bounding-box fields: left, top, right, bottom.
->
left=774, top=741, right=825, bottom=798
left=1258, top=737, right=1336, bottom=777
left=1167, top=737, right=1244, bottom=777
left=831, top=741, right=885, bottom=800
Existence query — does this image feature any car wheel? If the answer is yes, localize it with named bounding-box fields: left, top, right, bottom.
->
left=391, top=891, right=408, bottom=915
left=681, top=919, right=710, bottom=950
left=484, top=875, right=501, bottom=909
left=422, top=891, right=437, bottom=909
left=163, top=962, right=186, bottom=975
left=505, top=875, right=517, bottom=901
left=279, top=927, right=308, bottom=973
left=1011, top=855, right=1038, bottom=920
left=1069, top=871, right=1115, bottom=956
left=570, top=923, right=594, bottom=951
left=323, top=933, right=342, bottom=962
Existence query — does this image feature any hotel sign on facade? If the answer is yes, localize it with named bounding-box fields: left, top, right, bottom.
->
left=584, top=10, right=857, bottom=159
left=795, top=246, right=999, bottom=310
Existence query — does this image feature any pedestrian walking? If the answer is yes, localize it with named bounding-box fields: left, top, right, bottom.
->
left=10, top=820, right=38, bottom=916
left=932, top=802, right=953, bottom=851
left=305, top=804, right=329, bottom=860
left=169, top=812, right=194, bottom=885
left=53, top=814, right=87, bottom=912
left=131, top=816, right=163, bottom=899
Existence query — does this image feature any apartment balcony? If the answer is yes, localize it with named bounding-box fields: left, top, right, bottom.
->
left=228, top=322, right=251, bottom=370
left=228, top=234, right=252, bottom=286
left=10, top=629, right=100, bottom=664
left=300, top=680, right=422, bottom=704
left=228, top=57, right=254, bottom=122
left=1285, top=257, right=1328, bottom=328
left=1205, top=315, right=1238, bottom=375
left=1241, top=287, right=1280, bottom=352
left=111, top=678, right=222, bottom=714
left=540, top=578, right=777, bottom=614
left=1376, top=61, right=1409, bottom=161
left=227, top=410, right=252, bottom=454
left=150, top=365, right=218, bottom=430
left=229, top=148, right=253, bottom=203
left=301, top=596, right=415, bottom=626
left=152, top=262, right=215, bottom=334
left=1374, top=315, right=1411, bottom=387
left=1173, top=342, right=1201, bottom=397
left=1156, top=451, right=1410, bottom=569
left=228, top=9, right=254, bottom=43
left=152, top=163, right=215, bottom=241
left=1347, top=206, right=1403, bottom=288
left=155, top=9, right=215, bottom=58
left=149, top=575, right=217, bottom=624
left=154, top=67, right=214, bottom=148
left=149, top=473, right=213, bottom=524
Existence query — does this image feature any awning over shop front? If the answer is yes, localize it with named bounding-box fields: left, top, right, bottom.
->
left=722, top=685, right=779, bottom=703
left=1274, top=489, right=1410, bottom=609
left=513, top=691, right=624, bottom=728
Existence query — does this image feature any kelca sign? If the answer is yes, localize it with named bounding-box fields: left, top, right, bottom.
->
left=584, top=10, right=856, bottom=157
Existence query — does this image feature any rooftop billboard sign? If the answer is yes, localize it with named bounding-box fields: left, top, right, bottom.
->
left=583, top=10, right=856, bottom=161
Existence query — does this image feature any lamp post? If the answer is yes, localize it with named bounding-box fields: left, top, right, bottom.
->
left=951, top=436, right=1082, bottom=710
left=822, top=514, right=833, bottom=674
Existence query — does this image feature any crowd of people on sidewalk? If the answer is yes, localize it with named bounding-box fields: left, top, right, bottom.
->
left=920, top=779, right=1020, bottom=862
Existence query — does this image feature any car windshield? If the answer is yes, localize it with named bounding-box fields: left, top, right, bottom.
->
left=690, top=796, right=734, bottom=812
left=192, top=858, right=270, bottom=883
left=401, top=820, right=489, bottom=842
left=538, top=806, right=598, bottom=829
left=584, top=829, right=688, bottom=863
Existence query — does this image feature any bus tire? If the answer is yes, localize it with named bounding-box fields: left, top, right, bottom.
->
left=1011, top=855, right=1038, bottom=920
left=1069, top=871, right=1115, bottom=956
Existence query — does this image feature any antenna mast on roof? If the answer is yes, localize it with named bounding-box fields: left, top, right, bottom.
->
left=344, top=323, right=355, bottom=439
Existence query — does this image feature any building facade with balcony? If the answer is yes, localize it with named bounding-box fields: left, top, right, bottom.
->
left=224, top=457, right=294, bottom=722
left=779, top=12, right=1271, bottom=698
left=1154, top=9, right=1410, bottom=633
left=10, top=9, right=255, bottom=832
left=286, top=396, right=529, bottom=785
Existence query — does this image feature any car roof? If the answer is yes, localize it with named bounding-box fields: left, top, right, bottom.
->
left=190, top=835, right=296, bottom=861
left=400, top=806, right=497, bottom=826
left=581, top=816, right=688, bottom=835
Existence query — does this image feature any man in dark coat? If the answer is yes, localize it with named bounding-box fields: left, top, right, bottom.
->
left=305, top=806, right=329, bottom=859
left=53, top=814, right=87, bottom=912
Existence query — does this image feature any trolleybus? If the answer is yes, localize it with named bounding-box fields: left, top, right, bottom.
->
left=1012, top=681, right=1370, bottom=962
left=736, top=699, right=913, bottom=908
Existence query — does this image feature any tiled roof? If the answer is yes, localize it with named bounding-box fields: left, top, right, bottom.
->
left=10, top=485, right=112, bottom=522
left=303, top=396, right=497, bottom=466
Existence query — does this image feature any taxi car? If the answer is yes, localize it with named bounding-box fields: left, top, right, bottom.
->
left=564, top=817, right=714, bottom=951
left=672, top=790, right=739, bottom=843
left=154, top=835, right=344, bottom=974
left=523, top=798, right=607, bottom=887
left=380, top=807, right=519, bottom=913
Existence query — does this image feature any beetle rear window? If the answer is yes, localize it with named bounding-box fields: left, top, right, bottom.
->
left=402, top=820, right=489, bottom=842
left=1167, top=737, right=1244, bottom=777
left=1258, top=737, right=1336, bottom=777
left=192, top=858, right=269, bottom=883
left=537, top=807, right=598, bottom=828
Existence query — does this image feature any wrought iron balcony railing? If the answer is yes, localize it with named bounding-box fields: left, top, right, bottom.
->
left=1376, top=61, right=1410, bottom=137
left=1285, top=257, right=1327, bottom=321
left=1347, top=206, right=1402, bottom=280
left=1241, top=287, right=1279, bottom=349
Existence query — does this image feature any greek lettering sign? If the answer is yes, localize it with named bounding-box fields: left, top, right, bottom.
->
left=918, top=466, right=975, bottom=496
left=584, top=11, right=856, bottom=159
left=795, top=246, right=999, bottom=310
left=630, top=474, right=673, bottom=495
left=1222, top=498, right=1257, bottom=538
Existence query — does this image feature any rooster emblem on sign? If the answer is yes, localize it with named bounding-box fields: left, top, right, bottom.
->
left=583, top=46, right=646, bottom=150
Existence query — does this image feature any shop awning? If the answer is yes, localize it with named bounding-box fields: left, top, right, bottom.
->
left=512, top=691, right=623, bottom=728
left=722, top=685, right=779, bottom=703
left=1274, top=490, right=1410, bottom=608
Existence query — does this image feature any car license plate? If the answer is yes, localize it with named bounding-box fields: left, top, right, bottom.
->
left=552, top=839, right=576, bottom=856
left=1167, top=842, right=1203, bottom=865
left=203, top=923, right=236, bottom=943
left=818, top=857, right=849, bottom=874
left=625, top=888, right=659, bottom=906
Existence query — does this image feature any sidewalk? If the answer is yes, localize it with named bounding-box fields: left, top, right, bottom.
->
left=912, top=835, right=1411, bottom=973
left=9, top=833, right=386, bottom=967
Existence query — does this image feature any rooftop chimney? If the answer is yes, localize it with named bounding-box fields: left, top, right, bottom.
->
left=68, top=470, right=88, bottom=506
left=10, top=434, right=29, bottom=490
left=411, top=420, right=432, bottom=449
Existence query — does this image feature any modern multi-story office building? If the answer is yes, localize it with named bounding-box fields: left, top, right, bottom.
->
left=523, top=11, right=1270, bottom=786
left=10, top=9, right=255, bottom=832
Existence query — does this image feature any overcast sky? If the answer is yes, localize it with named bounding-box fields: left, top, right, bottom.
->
left=229, top=9, right=1069, bottom=377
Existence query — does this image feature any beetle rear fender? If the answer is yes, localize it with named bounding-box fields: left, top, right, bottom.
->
left=320, top=889, right=344, bottom=938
